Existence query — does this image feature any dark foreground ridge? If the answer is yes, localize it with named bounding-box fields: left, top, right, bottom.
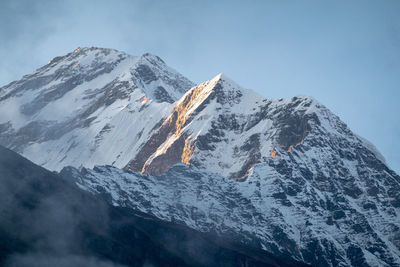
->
left=0, top=146, right=308, bottom=267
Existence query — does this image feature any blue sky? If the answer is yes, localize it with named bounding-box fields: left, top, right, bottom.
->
left=0, top=0, right=399, bottom=173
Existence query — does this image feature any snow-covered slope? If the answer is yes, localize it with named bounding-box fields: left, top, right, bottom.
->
left=3, top=145, right=304, bottom=267
left=63, top=152, right=400, bottom=267
left=0, top=47, right=194, bottom=171
left=75, top=74, right=400, bottom=266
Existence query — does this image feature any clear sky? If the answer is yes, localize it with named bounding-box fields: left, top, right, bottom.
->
left=1, top=0, right=399, bottom=173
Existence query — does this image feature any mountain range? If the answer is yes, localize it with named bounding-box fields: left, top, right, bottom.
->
left=0, top=47, right=399, bottom=267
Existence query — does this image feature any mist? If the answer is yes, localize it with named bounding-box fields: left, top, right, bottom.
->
left=0, top=146, right=126, bottom=267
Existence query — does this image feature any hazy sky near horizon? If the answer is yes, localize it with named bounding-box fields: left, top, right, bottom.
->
left=0, top=0, right=399, bottom=173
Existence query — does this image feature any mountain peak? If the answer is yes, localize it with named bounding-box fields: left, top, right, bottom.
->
left=0, top=47, right=194, bottom=170
left=48, top=46, right=128, bottom=65
left=140, top=52, right=166, bottom=64
left=125, top=73, right=321, bottom=178
left=209, top=73, right=242, bottom=89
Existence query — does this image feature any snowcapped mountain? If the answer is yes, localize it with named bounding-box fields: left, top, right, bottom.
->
left=0, top=47, right=194, bottom=171
left=1, top=47, right=399, bottom=266
left=66, top=74, right=400, bottom=266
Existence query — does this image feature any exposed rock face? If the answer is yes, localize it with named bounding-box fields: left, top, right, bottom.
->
left=126, top=76, right=221, bottom=174
left=0, top=47, right=194, bottom=171
left=126, top=74, right=322, bottom=180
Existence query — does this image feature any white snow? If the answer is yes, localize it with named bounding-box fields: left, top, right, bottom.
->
left=0, top=47, right=193, bottom=171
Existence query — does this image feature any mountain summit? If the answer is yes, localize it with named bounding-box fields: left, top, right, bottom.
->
left=1, top=47, right=399, bottom=267
left=0, top=47, right=193, bottom=170
left=126, top=73, right=323, bottom=180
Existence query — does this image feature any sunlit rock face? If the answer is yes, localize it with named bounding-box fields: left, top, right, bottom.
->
left=126, top=74, right=322, bottom=180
